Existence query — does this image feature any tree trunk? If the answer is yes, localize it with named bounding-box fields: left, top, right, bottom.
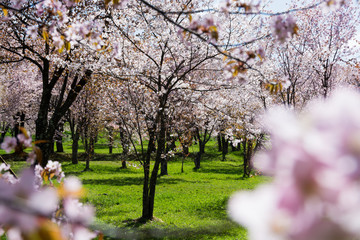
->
left=141, top=131, right=155, bottom=221
left=194, top=152, right=202, bottom=169
left=119, top=127, right=129, bottom=168
left=108, top=128, right=113, bottom=154
left=194, top=139, right=205, bottom=169
left=142, top=161, right=150, bottom=221
left=141, top=98, right=167, bottom=221
left=36, top=69, right=92, bottom=167
left=71, top=131, right=80, bottom=164
left=160, top=157, right=168, bottom=176
left=160, top=131, right=174, bottom=176
left=221, top=136, right=228, bottom=161
left=217, top=133, right=222, bottom=152
left=242, top=139, right=254, bottom=178
left=181, top=156, right=185, bottom=173
left=56, top=138, right=64, bottom=152
left=146, top=113, right=166, bottom=220
left=121, top=160, right=127, bottom=169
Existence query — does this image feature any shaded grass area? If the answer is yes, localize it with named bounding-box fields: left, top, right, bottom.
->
left=1, top=138, right=270, bottom=239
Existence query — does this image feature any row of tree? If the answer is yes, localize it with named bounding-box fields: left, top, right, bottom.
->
left=0, top=0, right=359, bottom=222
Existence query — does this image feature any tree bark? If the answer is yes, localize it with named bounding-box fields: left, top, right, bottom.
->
left=108, top=128, right=113, bottom=154
left=119, top=127, right=129, bottom=168
left=217, top=133, right=222, bottom=152
left=141, top=96, right=167, bottom=221
left=194, top=142, right=205, bottom=169
left=36, top=69, right=92, bottom=167
left=141, top=131, right=155, bottom=221
left=56, top=139, right=64, bottom=152
left=147, top=109, right=166, bottom=220
left=242, top=138, right=254, bottom=177
left=160, top=158, right=168, bottom=176
left=194, top=128, right=207, bottom=169
left=71, top=131, right=80, bottom=164
left=221, top=136, right=228, bottom=161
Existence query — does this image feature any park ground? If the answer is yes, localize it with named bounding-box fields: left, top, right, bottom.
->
left=2, top=136, right=270, bottom=240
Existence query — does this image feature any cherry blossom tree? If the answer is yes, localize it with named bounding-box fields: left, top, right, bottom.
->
left=264, top=0, right=359, bottom=106
left=0, top=0, right=357, bottom=237
left=0, top=0, right=109, bottom=166
left=0, top=62, right=41, bottom=139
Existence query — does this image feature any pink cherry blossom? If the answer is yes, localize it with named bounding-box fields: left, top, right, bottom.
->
left=229, top=88, right=360, bottom=240
left=1, top=136, right=17, bottom=153
left=16, top=134, right=32, bottom=148
left=270, top=15, right=298, bottom=43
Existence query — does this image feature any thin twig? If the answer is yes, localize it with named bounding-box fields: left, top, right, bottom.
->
left=0, top=154, right=18, bottom=179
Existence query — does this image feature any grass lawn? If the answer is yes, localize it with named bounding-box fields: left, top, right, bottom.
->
left=1, top=138, right=270, bottom=239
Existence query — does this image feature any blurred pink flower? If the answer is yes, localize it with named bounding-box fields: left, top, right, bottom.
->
left=1, top=136, right=17, bottom=153
left=228, top=89, right=360, bottom=240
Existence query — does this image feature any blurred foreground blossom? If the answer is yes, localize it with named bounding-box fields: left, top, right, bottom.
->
left=228, top=89, right=360, bottom=240
left=0, top=132, right=97, bottom=240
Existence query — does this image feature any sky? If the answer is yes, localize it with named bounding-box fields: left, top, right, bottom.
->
left=263, top=0, right=292, bottom=12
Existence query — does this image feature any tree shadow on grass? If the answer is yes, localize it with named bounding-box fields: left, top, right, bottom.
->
left=93, top=220, right=244, bottom=240
left=82, top=177, right=144, bottom=187
left=62, top=162, right=138, bottom=176
left=193, top=197, right=230, bottom=220
left=92, top=193, right=244, bottom=239
left=195, top=164, right=244, bottom=176
left=82, top=177, right=194, bottom=187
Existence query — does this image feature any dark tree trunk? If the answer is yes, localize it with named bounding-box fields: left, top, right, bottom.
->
left=20, top=112, right=25, bottom=128
left=50, top=140, right=55, bottom=154
left=181, top=156, right=185, bottom=173
left=160, top=157, right=168, bottom=176
left=141, top=97, right=167, bottom=222
left=194, top=141, right=205, bottom=169
left=121, top=160, right=127, bottom=169
left=146, top=112, right=166, bottom=220
left=119, top=127, right=129, bottom=168
left=108, top=128, right=113, bottom=154
left=160, top=131, right=175, bottom=176
left=36, top=68, right=92, bottom=167
left=193, top=127, right=212, bottom=169
left=71, top=131, right=80, bottom=164
left=194, top=152, right=201, bottom=169
left=221, top=136, right=228, bottom=161
left=141, top=131, right=156, bottom=221
left=242, top=138, right=254, bottom=178
left=199, top=140, right=205, bottom=154
left=55, top=123, right=64, bottom=153
left=69, top=113, right=81, bottom=164
left=217, top=133, right=222, bottom=152
left=56, top=138, right=64, bottom=152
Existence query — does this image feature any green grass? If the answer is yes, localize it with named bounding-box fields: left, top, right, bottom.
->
left=58, top=158, right=270, bottom=240
left=2, top=138, right=270, bottom=239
